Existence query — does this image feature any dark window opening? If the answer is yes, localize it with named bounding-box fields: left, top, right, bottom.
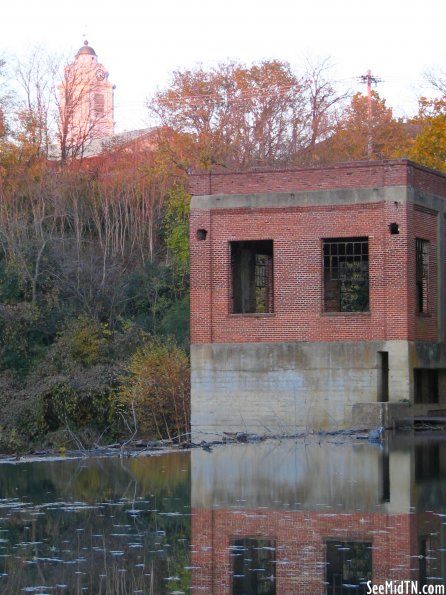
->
left=231, top=538, right=276, bottom=595
left=381, top=452, right=390, bottom=503
left=414, top=368, right=439, bottom=404
left=230, top=240, right=273, bottom=314
left=418, top=534, right=443, bottom=590
left=416, top=239, right=429, bottom=314
left=378, top=351, right=389, bottom=403
left=326, top=541, right=372, bottom=594
left=196, top=228, right=207, bottom=241
left=323, top=238, right=369, bottom=313
left=419, top=537, right=434, bottom=587
left=415, top=443, right=440, bottom=481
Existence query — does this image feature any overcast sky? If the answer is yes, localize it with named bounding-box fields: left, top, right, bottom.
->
left=2, top=0, right=445, bottom=132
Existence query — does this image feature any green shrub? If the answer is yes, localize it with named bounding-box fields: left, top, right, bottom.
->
left=0, top=302, right=41, bottom=375
left=159, top=295, right=190, bottom=348
left=50, top=315, right=111, bottom=370
left=41, top=375, right=125, bottom=440
left=119, top=338, right=190, bottom=441
left=6, top=367, right=126, bottom=451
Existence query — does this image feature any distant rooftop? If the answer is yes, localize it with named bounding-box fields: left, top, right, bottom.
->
left=81, top=128, right=156, bottom=158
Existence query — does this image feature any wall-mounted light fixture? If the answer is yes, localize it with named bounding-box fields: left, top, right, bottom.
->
left=196, top=229, right=208, bottom=241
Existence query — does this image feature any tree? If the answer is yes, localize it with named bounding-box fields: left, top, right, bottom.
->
left=300, top=57, right=349, bottom=164
left=148, top=59, right=346, bottom=169
left=409, top=98, right=446, bottom=172
left=0, top=56, right=12, bottom=141
left=425, top=67, right=446, bottom=97
left=15, top=46, right=60, bottom=160
left=313, top=91, right=412, bottom=163
left=119, top=337, right=190, bottom=440
left=7, top=45, right=115, bottom=166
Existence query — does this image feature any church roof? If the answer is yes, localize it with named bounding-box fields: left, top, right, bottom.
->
left=76, top=40, right=97, bottom=57
left=82, top=128, right=157, bottom=158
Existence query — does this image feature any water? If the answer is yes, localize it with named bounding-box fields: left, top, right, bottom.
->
left=0, top=435, right=445, bottom=594
left=0, top=454, right=191, bottom=594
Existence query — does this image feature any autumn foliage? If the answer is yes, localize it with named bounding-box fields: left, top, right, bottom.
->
left=148, top=60, right=348, bottom=168
left=313, top=91, right=413, bottom=163
left=120, top=338, right=190, bottom=441
left=409, top=98, right=446, bottom=173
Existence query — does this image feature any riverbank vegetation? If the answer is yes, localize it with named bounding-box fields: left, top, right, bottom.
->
left=1, top=51, right=446, bottom=452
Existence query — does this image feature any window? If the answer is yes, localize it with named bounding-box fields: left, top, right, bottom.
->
left=414, top=368, right=439, bottom=404
left=326, top=541, right=372, bottom=594
left=93, top=93, right=105, bottom=114
left=419, top=536, right=438, bottom=588
left=416, top=239, right=429, bottom=314
left=230, top=241, right=273, bottom=314
left=323, top=238, right=369, bottom=313
left=231, top=538, right=276, bottom=595
left=415, top=443, right=440, bottom=481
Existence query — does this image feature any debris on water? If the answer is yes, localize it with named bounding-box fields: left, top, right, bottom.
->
left=367, top=427, right=385, bottom=443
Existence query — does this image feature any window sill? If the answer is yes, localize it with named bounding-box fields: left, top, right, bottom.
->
left=416, top=312, right=432, bottom=318
left=322, top=311, right=371, bottom=316
left=228, top=313, right=276, bottom=318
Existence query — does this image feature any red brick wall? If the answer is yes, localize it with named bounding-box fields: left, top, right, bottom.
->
left=189, top=160, right=446, bottom=198
left=190, top=162, right=446, bottom=345
left=190, top=201, right=430, bottom=344
left=190, top=210, right=212, bottom=344
left=411, top=165, right=446, bottom=199
left=191, top=507, right=420, bottom=594
left=410, top=205, right=439, bottom=341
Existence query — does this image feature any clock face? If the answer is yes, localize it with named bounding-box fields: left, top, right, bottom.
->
left=96, top=69, right=105, bottom=81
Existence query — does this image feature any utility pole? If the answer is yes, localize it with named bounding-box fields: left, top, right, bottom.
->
left=359, top=70, right=381, bottom=156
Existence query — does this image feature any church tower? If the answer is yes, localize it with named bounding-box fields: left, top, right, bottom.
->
left=59, top=41, right=114, bottom=156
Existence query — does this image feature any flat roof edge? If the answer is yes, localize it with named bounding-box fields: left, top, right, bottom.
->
left=188, top=160, right=446, bottom=200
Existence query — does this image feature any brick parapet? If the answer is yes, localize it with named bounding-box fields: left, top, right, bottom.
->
left=189, top=160, right=446, bottom=199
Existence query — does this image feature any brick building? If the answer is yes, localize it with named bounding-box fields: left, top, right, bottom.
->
left=189, top=160, right=446, bottom=438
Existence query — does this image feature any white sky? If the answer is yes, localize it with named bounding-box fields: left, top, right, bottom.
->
left=1, top=0, right=445, bottom=132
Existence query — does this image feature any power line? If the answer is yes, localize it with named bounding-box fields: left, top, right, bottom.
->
left=358, top=69, right=382, bottom=95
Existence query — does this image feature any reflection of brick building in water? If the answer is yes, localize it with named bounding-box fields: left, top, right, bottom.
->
left=189, top=160, right=446, bottom=439
left=192, top=508, right=424, bottom=594
left=190, top=440, right=446, bottom=594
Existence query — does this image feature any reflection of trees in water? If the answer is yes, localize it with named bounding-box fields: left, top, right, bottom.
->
left=0, top=454, right=191, bottom=593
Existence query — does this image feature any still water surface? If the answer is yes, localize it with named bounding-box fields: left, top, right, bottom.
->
left=0, top=435, right=445, bottom=594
